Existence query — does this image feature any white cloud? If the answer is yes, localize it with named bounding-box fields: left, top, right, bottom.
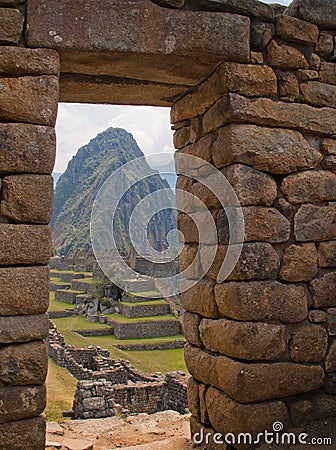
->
left=55, top=104, right=173, bottom=173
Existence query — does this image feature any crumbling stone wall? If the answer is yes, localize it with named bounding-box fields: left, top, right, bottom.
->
left=1, top=0, right=336, bottom=449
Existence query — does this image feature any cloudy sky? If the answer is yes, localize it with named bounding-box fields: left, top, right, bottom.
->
left=55, top=0, right=292, bottom=174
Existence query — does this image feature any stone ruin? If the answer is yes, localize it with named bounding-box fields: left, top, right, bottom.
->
left=48, top=322, right=188, bottom=419
left=1, top=0, right=336, bottom=449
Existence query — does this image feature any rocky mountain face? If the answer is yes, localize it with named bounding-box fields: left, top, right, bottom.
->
left=51, top=127, right=176, bottom=255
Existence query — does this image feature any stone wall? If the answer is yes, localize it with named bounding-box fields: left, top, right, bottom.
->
left=171, top=0, right=336, bottom=443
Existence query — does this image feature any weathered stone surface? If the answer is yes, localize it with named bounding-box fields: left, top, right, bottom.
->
left=301, top=82, right=336, bottom=109
left=0, top=314, right=49, bottom=344
left=296, top=69, right=319, bottom=81
left=281, top=243, right=318, bottom=282
left=279, top=73, right=300, bottom=101
left=0, top=76, right=58, bottom=126
left=206, top=388, right=289, bottom=437
left=325, top=340, right=336, bottom=372
left=319, top=241, right=336, bottom=268
left=251, top=51, right=263, bottom=64
left=309, top=310, right=327, bottom=323
left=199, top=318, right=286, bottom=361
left=0, top=266, right=49, bottom=316
left=289, top=399, right=314, bottom=427
left=322, top=138, right=336, bottom=155
left=311, top=272, right=336, bottom=308
left=0, top=124, right=56, bottom=174
left=0, top=8, right=24, bottom=44
left=221, top=164, right=277, bottom=206
left=175, top=135, right=212, bottom=176
left=203, top=93, right=336, bottom=136
left=207, top=243, right=279, bottom=281
left=177, top=212, right=217, bottom=244
left=295, top=204, right=336, bottom=242
left=320, top=63, right=336, bottom=85
left=151, top=0, right=186, bottom=7
left=187, top=377, right=200, bottom=420
left=267, top=40, right=308, bottom=70
left=0, top=341, right=48, bottom=385
left=290, top=325, right=328, bottom=363
left=327, top=308, right=336, bottom=336
left=0, top=416, right=46, bottom=450
left=0, top=224, right=52, bottom=265
left=27, top=0, right=250, bottom=89
left=282, top=171, right=336, bottom=204
left=198, top=0, right=274, bottom=20
left=251, top=22, right=274, bottom=51
left=217, top=207, right=290, bottom=244
left=185, top=344, right=324, bottom=403
left=179, top=245, right=201, bottom=280
left=323, top=155, right=336, bottom=172
left=316, top=33, right=334, bottom=59
left=276, top=15, right=318, bottom=45
left=182, top=312, right=202, bottom=347
left=1, top=175, right=54, bottom=224
left=0, top=47, right=59, bottom=76
left=213, top=124, right=321, bottom=174
left=215, top=281, right=308, bottom=323
left=171, top=63, right=277, bottom=122
left=181, top=278, right=218, bottom=318
left=0, top=384, right=46, bottom=424
left=309, top=53, right=321, bottom=71
left=324, top=374, right=336, bottom=394
left=286, top=0, right=336, bottom=29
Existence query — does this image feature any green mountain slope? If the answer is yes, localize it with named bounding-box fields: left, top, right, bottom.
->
left=51, top=127, right=176, bottom=255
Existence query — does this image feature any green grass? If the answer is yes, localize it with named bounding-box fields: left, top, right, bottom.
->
left=45, top=358, right=77, bottom=422
left=128, top=290, right=162, bottom=297
left=106, top=313, right=178, bottom=323
left=48, top=292, right=77, bottom=312
left=51, top=269, right=92, bottom=275
left=53, top=315, right=112, bottom=330
left=50, top=277, right=71, bottom=285
left=120, top=300, right=166, bottom=307
left=74, top=278, right=98, bottom=284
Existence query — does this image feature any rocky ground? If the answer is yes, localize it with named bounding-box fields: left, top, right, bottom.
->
left=46, top=411, right=192, bottom=450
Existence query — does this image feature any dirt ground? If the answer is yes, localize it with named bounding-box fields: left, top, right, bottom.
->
left=46, top=411, right=193, bottom=450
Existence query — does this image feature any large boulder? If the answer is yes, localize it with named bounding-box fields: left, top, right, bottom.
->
left=286, top=0, right=336, bottom=29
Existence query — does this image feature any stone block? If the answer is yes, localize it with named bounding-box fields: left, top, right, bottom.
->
left=182, top=312, right=202, bottom=347
left=0, top=314, right=49, bottom=343
left=217, top=207, right=290, bottom=244
left=0, top=224, right=51, bottom=266
left=323, top=156, right=336, bottom=173
left=213, top=124, right=320, bottom=174
left=295, top=204, right=336, bottom=242
left=276, top=15, right=318, bottom=45
left=324, top=374, right=336, bottom=394
left=279, top=73, right=300, bottom=101
left=0, top=7, right=23, bottom=44
left=309, top=310, right=327, bottom=323
left=190, top=416, right=227, bottom=450
left=0, top=266, right=49, bottom=316
left=177, top=212, right=217, bottom=244
left=325, top=340, right=336, bottom=372
left=215, top=281, right=308, bottom=323
left=251, top=22, right=274, bottom=51
left=0, top=416, right=46, bottom=450
left=322, top=139, right=336, bottom=155
left=311, top=272, right=336, bottom=308
left=179, top=245, right=200, bottom=280
left=175, top=134, right=212, bottom=176
left=181, top=278, right=218, bottom=318
left=152, top=0, right=186, bottom=7
left=198, top=0, right=274, bottom=20
left=251, top=51, right=263, bottom=64
left=296, top=69, right=319, bottom=81
left=199, top=318, right=286, bottom=361
left=290, top=325, right=328, bottom=363
left=316, top=32, right=334, bottom=58
left=281, top=243, right=318, bottom=282
left=327, top=308, right=336, bottom=336
left=206, top=387, right=289, bottom=438
left=301, top=82, right=336, bottom=109
left=0, top=124, right=56, bottom=175
left=1, top=175, right=54, bottom=224
left=202, top=93, right=336, bottom=137
left=319, top=241, right=336, bottom=268
left=0, top=340, right=48, bottom=385
left=207, top=243, right=279, bottom=282
left=289, top=399, right=314, bottom=427
left=171, top=62, right=276, bottom=122
left=267, top=40, right=308, bottom=70
left=187, top=377, right=200, bottom=420
left=0, top=76, right=58, bottom=126
left=0, top=384, right=46, bottom=424
left=320, top=63, right=336, bottom=85
left=185, top=344, right=324, bottom=403
left=286, top=0, right=336, bottom=29
left=82, top=397, right=105, bottom=412
left=221, top=164, right=277, bottom=206
left=313, top=395, right=336, bottom=421
left=0, top=47, right=59, bottom=76
left=282, top=171, right=336, bottom=204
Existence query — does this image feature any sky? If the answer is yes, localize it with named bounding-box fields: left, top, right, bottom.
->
left=55, top=0, right=292, bottom=175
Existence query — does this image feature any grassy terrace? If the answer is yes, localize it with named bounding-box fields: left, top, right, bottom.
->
left=52, top=315, right=111, bottom=330
left=128, top=290, right=162, bottom=298
left=48, top=292, right=76, bottom=312
left=119, top=300, right=167, bottom=306
left=50, top=277, right=71, bottom=285
left=105, top=313, right=178, bottom=323
left=50, top=269, right=92, bottom=276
